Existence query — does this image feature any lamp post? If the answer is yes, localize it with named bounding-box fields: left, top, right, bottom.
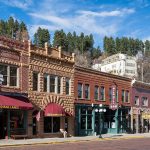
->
left=95, top=104, right=106, bottom=138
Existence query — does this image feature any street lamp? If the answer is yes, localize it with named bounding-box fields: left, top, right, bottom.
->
left=95, top=104, right=106, bottom=138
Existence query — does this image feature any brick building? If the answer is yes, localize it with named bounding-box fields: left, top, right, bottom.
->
left=74, top=66, right=132, bottom=136
left=131, top=80, right=150, bottom=133
left=0, top=36, right=75, bottom=139
left=27, top=41, right=75, bottom=138
left=0, top=36, right=32, bottom=139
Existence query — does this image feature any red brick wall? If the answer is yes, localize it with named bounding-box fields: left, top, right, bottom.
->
left=74, top=66, right=132, bottom=107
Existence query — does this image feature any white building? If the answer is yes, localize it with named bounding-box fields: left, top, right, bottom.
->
left=92, top=53, right=137, bottom=78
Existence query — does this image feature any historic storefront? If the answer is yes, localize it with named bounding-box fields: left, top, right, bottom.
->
left=27, top=42, right=75, bottom=138
left=74, top=66, right=132, bottom=136
left=0, top=36, right=32, bottom=139
left=131, top=80, right=150, bottom=133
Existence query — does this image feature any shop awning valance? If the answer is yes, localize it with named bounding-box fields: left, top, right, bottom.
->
left=44, top=103, right=65, bottom=116
left=0, top=95, right=33, bottom=110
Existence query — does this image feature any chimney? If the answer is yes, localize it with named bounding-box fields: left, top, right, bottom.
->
left=45, top=42, right=48, bottom=55
left=58, top=46, right=61, bottom=58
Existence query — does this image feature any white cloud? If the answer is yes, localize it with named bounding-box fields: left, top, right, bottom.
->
left=77, top=8, right=135, bottom=17
left=0, top=0, right=33, bottom=10
left=28, top=13, right=71, bottom=28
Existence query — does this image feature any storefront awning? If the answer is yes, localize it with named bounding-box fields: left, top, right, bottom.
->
left=44, top=103, right=65, bottom=116
left=0, top=95, right=33, bottom=110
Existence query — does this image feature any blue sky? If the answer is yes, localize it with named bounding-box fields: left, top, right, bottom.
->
left=0, top=0, right=150, bottom=48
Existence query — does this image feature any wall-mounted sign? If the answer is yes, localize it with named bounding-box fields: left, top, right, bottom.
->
left=109, top=84, right=118, bottom=110
left=0, top=105, right=18, bottom=109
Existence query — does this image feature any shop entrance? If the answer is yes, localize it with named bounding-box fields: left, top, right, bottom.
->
left=0, top=110, right=7, bottom=139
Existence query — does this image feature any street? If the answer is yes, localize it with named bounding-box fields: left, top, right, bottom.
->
left=1, top=137, right=150, bottom=150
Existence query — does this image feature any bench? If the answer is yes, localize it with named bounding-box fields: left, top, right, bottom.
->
left=11, top=134, right=28, bottom=139
left=60, top=129, right=67, bottom=138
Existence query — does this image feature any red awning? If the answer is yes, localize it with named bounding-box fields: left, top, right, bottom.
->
left=0, top=95, right=33, bottom=110
left=44, top=103, right=65, bottom=116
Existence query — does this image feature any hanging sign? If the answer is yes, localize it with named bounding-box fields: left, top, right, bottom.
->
left=109, top=84, right=118, bottom=110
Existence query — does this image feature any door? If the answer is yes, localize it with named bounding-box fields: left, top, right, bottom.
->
left=0, top=110, right=7, bottom=139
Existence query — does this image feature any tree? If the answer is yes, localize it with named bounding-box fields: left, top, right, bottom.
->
left=34, top=27, right=50, bottom=47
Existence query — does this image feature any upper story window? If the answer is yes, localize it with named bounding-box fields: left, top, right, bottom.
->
left=78, top=83, right=83, bottom=99
left=33, top=72, right=39, bottom=91
left=58, top=76, right=61, bottom=94
left=0, top=64, right=18, bottom=87
left=122, top=90, right=125, bottom=102
left=100, top=86, right=105, bottom=101
left=44, top=74, right=48, bottom=92
left=134, top=96, right=139, bottom=105
left=125, top=90, right=130, bottom=102
left=43, top=74, right=62, bottom=94
left=85, top=84, right=90, bottom=100
left=109, top=88, right=112, bottom=101
left=50, top=75, right=56, bottom=93
left=66, top=78, right=70, bottom=95
left=142, top=97, right=148, bottom=106
left=94, top=86, right=99, bottom=100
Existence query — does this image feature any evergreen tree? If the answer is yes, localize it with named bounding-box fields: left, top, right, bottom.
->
left=33, top=27, right=50, bottom=47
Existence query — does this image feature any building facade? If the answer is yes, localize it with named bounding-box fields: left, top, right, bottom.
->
left=131, top=80, right=150, bottom=133
left=0, top=36, right=32, bottom=139
left=27, top=42, right=75, bottom=138
left=92, top=53, right=137, bottom=78
left=74, top=66, right=132, bottom=136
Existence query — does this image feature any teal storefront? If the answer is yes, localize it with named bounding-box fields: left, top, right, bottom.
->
left=75, top=104, right=131, bottom=136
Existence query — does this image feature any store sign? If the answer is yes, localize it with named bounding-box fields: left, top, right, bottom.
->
left=109, top=84, right=118, bottom=110
left=0, top=105, right=18, bottom=109
left=142, top=113, right=150, bottom=119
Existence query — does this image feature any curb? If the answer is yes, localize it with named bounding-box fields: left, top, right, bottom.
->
left=0, top=136, right=147, bottom=148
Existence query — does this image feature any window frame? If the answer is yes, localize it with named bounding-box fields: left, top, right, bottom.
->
left=94, top=85, right=99, bottom=100
left=85, top=84, right=90, bottom=100
left=78, top=83, right=83, bottom=99
left=0, top=64, right=19, bottom=87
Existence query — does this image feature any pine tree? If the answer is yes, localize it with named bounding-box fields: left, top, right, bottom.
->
left=33, top=27, right=50, bottom=47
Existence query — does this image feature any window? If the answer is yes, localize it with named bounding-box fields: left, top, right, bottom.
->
left=58, top=77, right=61, bottom=94
left=50, top=75, right=56, bottom=93
left=100, top=86, right=105, bottom=101
left=80, top=107, right=92, bottom=130
left=122, top=90, right=125, bottom=102
left=10, top=110, right=26, bottom=131
left=44, top=117, right=60, bottom=133
left=85, top=84, right=90, bottom=99
left=125, top=90, right=130, bottom=102
left=43, top=74, right=48, bottom=92
left=94, top=86, right=99, bottom=100
left=43, top=75, right=62, bottom=94
left=134, top=96, right=139, bottom=105
left=78, top=83, right=83, bottom=99
left=10, top=66, right=17, bottom=86
left=66, top=78, right=70, bottom=95
left=142, top=97, right=148, bottom=106
left=0, top=64, right=18, bottom=86
left=109, top=88, right=112, bottom=101
left=33, top=72, right=39, bottom=91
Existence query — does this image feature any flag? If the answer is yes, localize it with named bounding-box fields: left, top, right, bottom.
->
left=36, top=111, right=41, bottom=121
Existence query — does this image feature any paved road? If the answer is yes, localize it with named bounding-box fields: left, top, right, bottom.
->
left=1, top=138, right=150, bottom=150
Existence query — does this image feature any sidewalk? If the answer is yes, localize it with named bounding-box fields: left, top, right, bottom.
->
left=0, top=133, right=150, bottom=147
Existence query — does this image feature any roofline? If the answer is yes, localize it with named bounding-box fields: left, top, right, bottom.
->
left=75, top=65, right=132, bottom=81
